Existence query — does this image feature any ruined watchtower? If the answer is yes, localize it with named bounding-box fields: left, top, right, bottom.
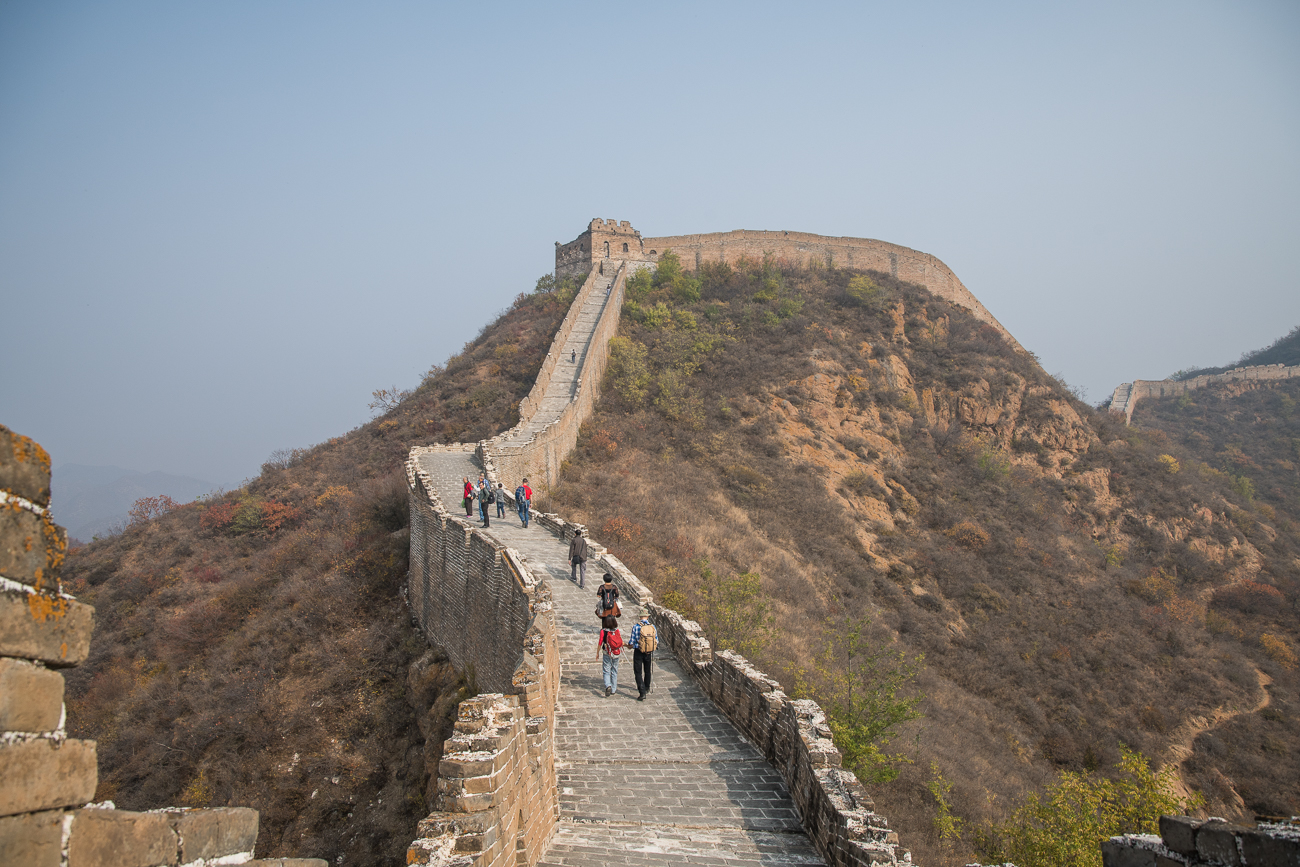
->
left=554, top=218, right=650, bottom=280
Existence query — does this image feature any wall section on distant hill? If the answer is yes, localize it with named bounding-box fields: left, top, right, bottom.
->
left=1109, top=363, right=1300, bottom=423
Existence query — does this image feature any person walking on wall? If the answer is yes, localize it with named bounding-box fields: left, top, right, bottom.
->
left=570, top=349, right=576, bottom=363
left=595, top=615, right=623, bottom=697
left=462, top=477, right=474, bottom=517
left=495, top=482, right=506, bottom=519
left=596, top=573, right=620, bottom=620
left=515, top=478, right=532, bottom=528
left=477, top=479, right=491, bottom=527
left=569, top=528, right=588, bottom=588
left=630, top=614, right=658, bottom=701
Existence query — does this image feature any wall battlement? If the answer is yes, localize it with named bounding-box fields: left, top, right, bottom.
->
left=1109, top=362, right=1300, bottom=423
left=555, top=219, right=1021, bottom=348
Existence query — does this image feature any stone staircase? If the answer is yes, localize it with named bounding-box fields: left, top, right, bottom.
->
left=413, top=449, right=826, bottom=866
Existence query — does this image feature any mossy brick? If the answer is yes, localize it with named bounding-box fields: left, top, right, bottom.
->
left=0, top=657, right=65, bottom=732
left=164, top=807, right=258, bottom=861
left=1160, top=815, right=1201, bottom=856
left=0, top=738, right=97, bottom=816
left=1240, top=828, right=1300, bottom=866
left=0, top=589, right=94, bottom=666
left=0, top=506, right=64, bottom=590
left=0, top=426, right=52, bottom=507
left=68, top=809, right=177, bottom=867
left=1198, top=820, right=1251, bottom=866
left=1101, top=841, right=1159, bottom=867
left=0, top=809, right=64, bottom=867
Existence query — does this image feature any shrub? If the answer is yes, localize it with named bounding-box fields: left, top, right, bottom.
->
left=846, top=275, right=886, bottom=309
left=975, top=745, right=1201, bottom=867
left=792, top=613, right=924, bottom=784
left=697, top=561, right=774, bottom=659
left=129, top=496, right=179, bottom=526
left=1260, top=633, right=1297, bottom=670
left=947, top=521, right=990, bottom=551
left=606, top=337, right=651, bottom=406
left=1213, top=579, right=1285, bottom=615
left=1157, top=454, right=1180, bottom=474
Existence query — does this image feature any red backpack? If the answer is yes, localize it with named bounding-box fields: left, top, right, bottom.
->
left=601, top=629, right=623, bottom=656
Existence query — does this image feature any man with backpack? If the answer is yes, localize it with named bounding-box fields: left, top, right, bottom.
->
left=629, top=615, right=658, bottom=701
left=515, top=478, right=532, bottom=528
left=568, top=528, right=588, bottom=588
left=477, top=478, right=491, bottom=527
left=595, top=615, right=623, bottom=696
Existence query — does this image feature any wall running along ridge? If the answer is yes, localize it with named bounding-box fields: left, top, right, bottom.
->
left=556, top=218, right=1021, bottom=349
left=1109, top=363, right=1300, bottom=423
left=0, top=424, right=326, bottom=867
left=481, top=260, right=631, bottom=491
left=407, top=223, right=920, bottom=865
left=404, top=448, right=561, bottom=867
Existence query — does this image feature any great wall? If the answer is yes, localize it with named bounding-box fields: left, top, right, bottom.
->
left=4, top=219, right=1296, bottom=866
left=1109, top=364, right=1300, bottom=424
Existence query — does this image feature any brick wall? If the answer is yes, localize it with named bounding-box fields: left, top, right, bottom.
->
left=554, top=220, right=1020, bottom=349
left=403, top=451, right=561, bottom=866
left=482, top=260, right=630, bottom=492
left=1109, top=363, right=1300, bottom=423
left=0, top=424, right=324, bottom=867
left=1103, top=815, right=1299, bottom=866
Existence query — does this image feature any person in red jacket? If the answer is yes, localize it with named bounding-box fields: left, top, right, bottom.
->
left=462, top=477, right=474, bottom=517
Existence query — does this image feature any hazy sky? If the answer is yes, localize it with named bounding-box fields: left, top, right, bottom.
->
left=3, top=1, right=1298, bottom=487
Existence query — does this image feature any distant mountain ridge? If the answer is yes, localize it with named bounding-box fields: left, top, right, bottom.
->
left=52, top=464, right=218, bottom=541
left=1173, top=325, right=1300, bottom=380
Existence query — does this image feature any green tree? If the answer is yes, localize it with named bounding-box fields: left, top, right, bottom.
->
left=606, top=337, right=651, bottom=407
left=975, top=745, right=1201, bottom=867
left=846, top=275, right=886, bottom=309
left=793, top=613, right=924, bottom=783
left=697, top=561, right=774, bottom=659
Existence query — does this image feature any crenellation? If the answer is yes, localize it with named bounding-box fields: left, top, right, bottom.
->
left=1109, top=362, right=1300, bottom=423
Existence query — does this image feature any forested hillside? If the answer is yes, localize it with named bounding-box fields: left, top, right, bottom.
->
left=541, top=257, right=1298, bottom=865
left=58, top=254, right=1298, bottom=867
left=59, top=284, right=576, bottom=864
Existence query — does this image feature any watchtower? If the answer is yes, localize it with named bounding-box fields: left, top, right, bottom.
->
left=554, top=219, right=649, bottom=280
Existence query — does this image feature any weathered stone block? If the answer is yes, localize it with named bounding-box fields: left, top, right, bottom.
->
left=0, top=809, right=64, bottom=867
left=0, top=738, right=97, bottom=817
left=0, top=657, right=65, bottom=732
left=1197, top=820, right=1249, bottom=866
left=1102, top=840, right=1158, bottom=867
left=1160, top=815, right=1200, bottom=856
left=0, top=426, right=52, bottom=507
left=1240, top=828, right=1300, bottom=866
left=165, top=806, right=258, bottom=861
left=0, top=507, right=61, bottom=589
left=243, top=860, right=330, bottom=866
left=0, top=589, right=94, bottom=666
left=68, top=808, right=177, bottom=867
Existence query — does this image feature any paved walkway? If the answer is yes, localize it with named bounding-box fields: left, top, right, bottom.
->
left=496, top=270, right=617, bottom=447
left=415, top=455, right=824, bottom=866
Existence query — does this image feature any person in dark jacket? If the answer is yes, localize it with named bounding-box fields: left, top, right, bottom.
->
left=568, top=528, right=588, bottom=588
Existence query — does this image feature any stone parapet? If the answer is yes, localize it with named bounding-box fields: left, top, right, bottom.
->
left=482, top=260, right=629, bottom=492
left=1109, top=362, right=1300, bottom=423
left=1103, top=816, right=1299, bottom=866
left=403, top=450, right=561, bottom=866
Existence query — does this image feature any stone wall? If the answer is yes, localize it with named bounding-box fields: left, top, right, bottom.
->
left=1109, top=363, right=1300, bottom=423
left=481, top=260, right=629, bottom=492
left=1103, top=815, right=1299, bottom=866
left=491, top=505, right=911, bottom=867
left=554, top=219, right=1020, bottom=348
left=403, top=449, right=561, bottom=866
left=0, top=424, right=324, bottom=867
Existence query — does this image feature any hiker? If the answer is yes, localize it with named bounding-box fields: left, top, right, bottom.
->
left=596, top=573, right=619, bottom=620
left=570, top=349, right=576, bottom=363
left=595, top=615, right=623, bottom=697
left=495, top=482, right=506, bottom=519
left=568, top=528, right=588, bottom=589
left=515, top=478, right=532, bottom=528
left=477, top=479, right=491, bottom=527
left=462, top=477, right=474, bottom=517
left=630, top=614, right=658, bottom=701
